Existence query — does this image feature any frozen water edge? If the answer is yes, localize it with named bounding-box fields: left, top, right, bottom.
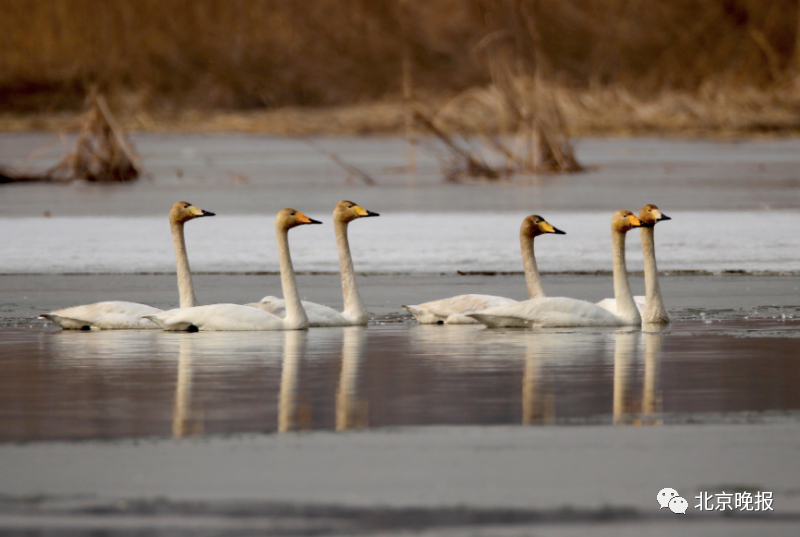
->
left=2, top=210, right=799, bottom=274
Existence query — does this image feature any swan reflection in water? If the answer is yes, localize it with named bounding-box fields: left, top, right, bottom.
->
left=641, top=323, right=666, bottom=425
left=173, top=334, right=203, bottom=438
left=613, top=325, right=665, bottom=426
left=336, top=327, right=369, bottom=430
left=278, top=327, right=369, bottom=433
left=521, top=335, right=556, bottom=425
left=45, top=322, right=666, bottom=435
left=168, top=327, right=367, bottom=436
left=278, top=330, right=309, bottom=432
left=492, top=326, right=665, bottom=426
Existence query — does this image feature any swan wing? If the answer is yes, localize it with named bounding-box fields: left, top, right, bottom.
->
left=403, top=294, right=518, bottom=324
left=249, top=298, right=352, bottom=327
left=596, top=296, right=646, bottom=315
left=42, top=301, right=162, bottom=329
left=146, top=303, right=288, bottom=331
left=469, top=297, right=631, bottom=328
left=247, top=296, right=287, bottom=317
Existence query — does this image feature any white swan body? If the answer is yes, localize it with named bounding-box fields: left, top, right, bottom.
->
left=146, top=208, right=320, bottom=331
left=40, top=202, right=214, bottom=330
left=252, top=298, right=365, bottom=327
left=402, top=215, right=565, bottom=324
left=248, top=201, right=378, bottom=327
left=468, top=210, right=644, bottom=328
left=403, top=294, right=519, bottom=325
left=470, top=296, right=633, bottom=328
left=42, top=302, right=164, bottom=330
left=145, top=302, right=298, bottom=332
left=596, top=204, right=671, bottom=323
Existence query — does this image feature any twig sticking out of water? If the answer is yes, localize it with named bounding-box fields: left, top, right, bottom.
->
left=0, top=87, right=143, bottom=184
left=412, top=109, right=504, bottom=182
left=48, top=88, right=142, bottom=182
left=304, top=139, right=376, bottom=185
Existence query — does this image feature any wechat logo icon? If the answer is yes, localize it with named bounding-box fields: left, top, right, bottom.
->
left=657, top=487, right=688, bottom=514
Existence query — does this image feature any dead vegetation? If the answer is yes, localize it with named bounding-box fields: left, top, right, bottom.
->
left=1, top=88, right=142, bottom=184
left=3, top=0, right=800, bottom=111
left=2, top=0, right=800, bottom=144
left=412, top=28, right=584, bottom=181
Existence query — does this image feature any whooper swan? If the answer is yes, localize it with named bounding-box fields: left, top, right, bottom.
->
left=40, top=201, right=214, bottom=330
left=144, top=208, right=321, bottom=331
left=596, top=204, right=671, bottom=323
left=402, top=215, right=566, bottom=324
left=249, top=200, right=379, bottom=326
left=467, top=210, right=644, bottom=328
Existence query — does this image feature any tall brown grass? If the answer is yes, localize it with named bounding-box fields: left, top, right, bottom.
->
left=1, top=0, right=799, bottom=114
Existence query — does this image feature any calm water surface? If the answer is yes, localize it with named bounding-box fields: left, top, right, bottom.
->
left=2, top=320, right=799, bottom=442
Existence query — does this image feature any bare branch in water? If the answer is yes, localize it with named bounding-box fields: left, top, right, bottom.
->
left=1, top=87, right=143, bottom=184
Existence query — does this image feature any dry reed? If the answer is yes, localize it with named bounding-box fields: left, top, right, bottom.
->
left=2, top=88, right=142, bottom=183
left=2, top=0, right=799, bottom=112
left=1, top=0, right=800, bottom=142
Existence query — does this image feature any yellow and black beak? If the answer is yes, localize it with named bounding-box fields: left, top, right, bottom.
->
left=541, top=221, right=566, bottom=235
left=189, top=206, right=215, bottom=217
left=641, top=212, right=670, bottom=228
left=296, top=212, right=323, bottom=225
left=354, top=205, right=380, bottom=218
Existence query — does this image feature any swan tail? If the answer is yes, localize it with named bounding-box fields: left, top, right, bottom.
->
left=142, top=314, right=200, bottom=332
left=40, top=313, right=96, bottom=330
left=401, top=305, right=445, bottom=324
left=466, top=313, right=529, bottom=328
left=141, top=314, right=166, bottom=328
left=143, top=314, right=195, bottom=331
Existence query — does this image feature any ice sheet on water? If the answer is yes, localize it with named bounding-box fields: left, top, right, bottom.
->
left=1, top=211, right=799, bottom=274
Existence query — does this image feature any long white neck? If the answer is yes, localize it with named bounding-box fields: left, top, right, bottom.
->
left=611, top=229, right=641, bottom=325
left=276, top=225, right=308, bottom=329
left=520, top=233, right=545, bottom=299
left=335, top=219, right=368, bottom=323
left=641, top=227, right=670, bottom=323
left=171, top=221, right=197, bottom=308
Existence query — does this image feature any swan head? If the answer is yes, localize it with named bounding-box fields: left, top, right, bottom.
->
left=170, top=201, right=215, bottom=224
left=639, top=204, right=671, bottom=227
left=334, top=200, right=380, bottom=223
left=277, top=208, right=323, bottom=230
left=521, top=215, right=566, bottom=237
left=612, top=209, right=643, bottom=232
